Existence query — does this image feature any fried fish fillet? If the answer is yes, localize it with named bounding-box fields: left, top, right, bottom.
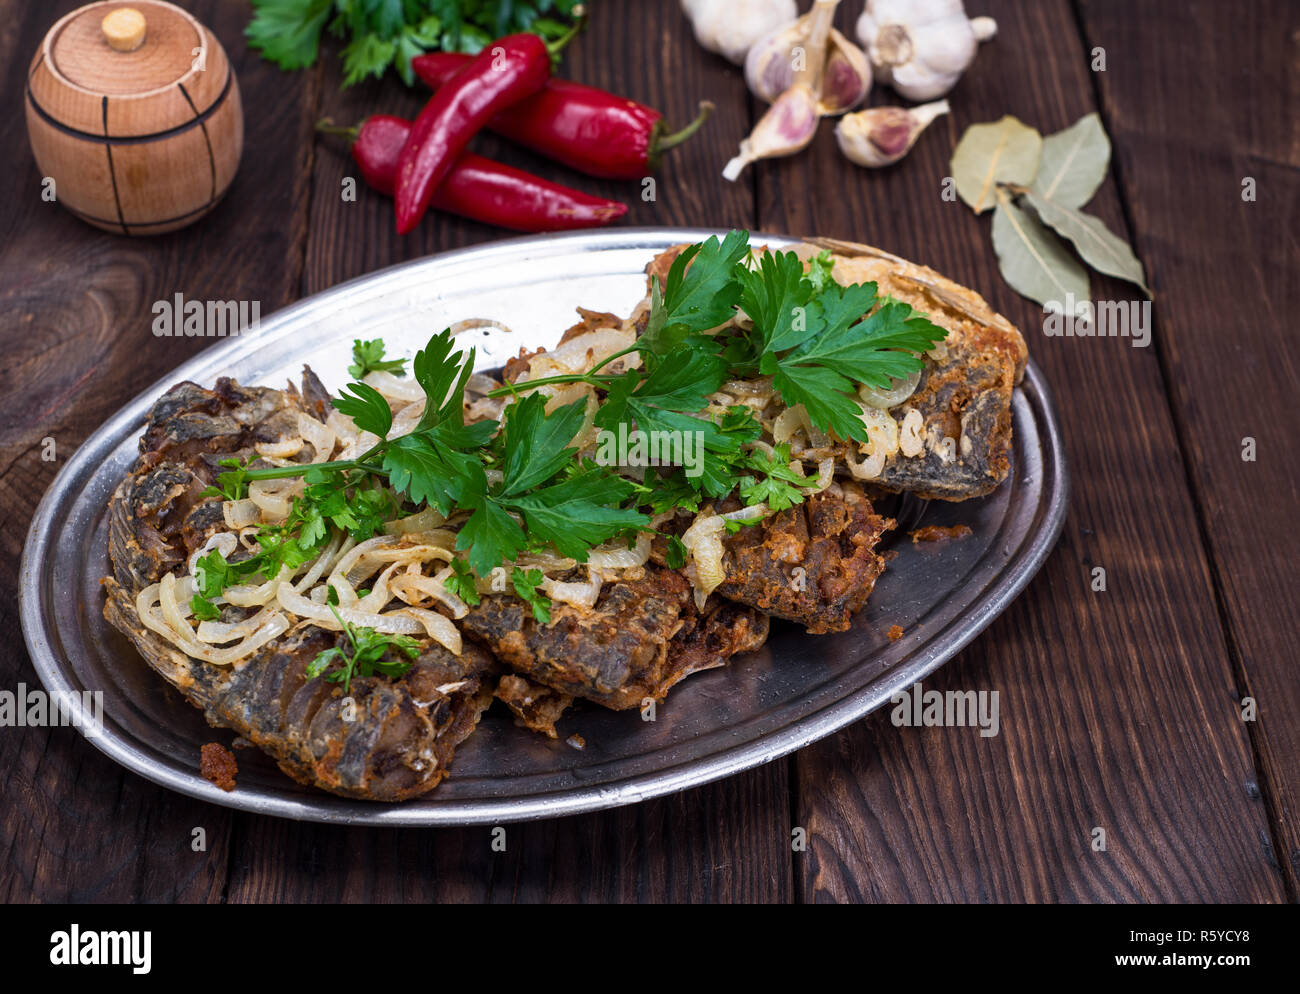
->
left=103, top=374, right=497, bottom=801
left=461, top=566, right=769, bottom=710
left=645, top=239, right=1028, bottom=501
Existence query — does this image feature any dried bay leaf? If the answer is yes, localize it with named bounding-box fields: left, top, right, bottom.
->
left=1023, top=190, right=1152, bottom=296
left=951, top=116, right=1042, bottom=214
left=1032, top=113, right=1110, bottom=209
left=991, top=190, right=1091, bottom=315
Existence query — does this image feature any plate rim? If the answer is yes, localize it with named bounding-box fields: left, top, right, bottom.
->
left=19, top=227, right=1069, bottom=826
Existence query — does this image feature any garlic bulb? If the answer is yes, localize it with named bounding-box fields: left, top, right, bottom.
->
left=856, top=0, right=997, bottom=101
left=745, top=13, right=871, bottom=114
left=723, top=0, right=838, bottom=180
left=681, top=0, right=798, bottom=65
left=835, top=99, right=950, bottom=168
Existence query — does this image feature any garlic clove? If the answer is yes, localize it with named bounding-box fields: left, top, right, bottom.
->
left=819, top=30, right=872, bottom=114
left=835, top=99, right=950, bottom=168
left=856, top=0, right=996, bottom=101
left=726, top=0, right=838, bottom=180
left=745, top=14, right=871, bottom=114
left=723, top=85, right=821, bottom=181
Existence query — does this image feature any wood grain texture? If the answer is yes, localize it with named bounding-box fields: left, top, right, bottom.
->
left=1077, top=0, right=1300, bottom=897
left=0, top=0, right=1294, bottom=905
left=756, top=0, right=1286, bottom=902
left=0, top=0, right=316, bottom=901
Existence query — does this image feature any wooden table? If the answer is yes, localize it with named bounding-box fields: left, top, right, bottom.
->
left=2, top=0, right=1295, bottom=903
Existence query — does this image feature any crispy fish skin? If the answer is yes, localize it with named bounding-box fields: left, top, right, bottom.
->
left=715, top=489, right=893, bottom=634
left=813, top=240, right=1025, bottom=501
left=645, top=240, right=1027, bottom=502
left=461, top=566, right=769, bottom=711
left=103, top=375, right=497, bottom=802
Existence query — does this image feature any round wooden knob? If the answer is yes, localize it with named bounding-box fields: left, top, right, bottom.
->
left=101, top=7, right=146, bottom=52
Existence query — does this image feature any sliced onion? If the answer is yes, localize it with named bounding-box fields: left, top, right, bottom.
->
left=542, top=569, right=602, bottom=611
left=364, top=370, right=424, bottom=402
left=223, top=567, right=291, bottom=607
left=292, top=530, right=344, bottom=593
left=297, top=412, right=336, bottom=461
left=858, top=370, right=921, bottom=410
left=856, top=404, right=900, bottom=459
left=846, top=448, right=885, bottom=480
left=326, top=409, right=358, bottom=443
left=254, top=437, right=303, bottom=459
left=276, top=584, right=423, bottom=636
left=139, top=578, right=289, bottom=665
left=187, top=531, right=238, bottom=575
left=805, top=457, right=835, bottom=494
left=355, top=562, right=402, bottom=613
left=681, top=512, right=727, bottom=610
left=197, top=607, right=276, bottom=645
left=587, top=532, right=651, bottom=570
left=898, top=408, right=925, bottom=458
left=773, top=405, right=808, bottom=445
left=249, top=479, right=303, bottom=523
left=385, top=506, right=446, bottom=535
left=390, top=567, right=470, bottom=619
left=388, top=397, right=426, bottom=438
left=721, top=503, right=768, bottom=522
left=223, top=499, right=260, bottom=530
left=516, top=550, right=577, bottom=573
left=466, top=372, right=500, bottom=395
left=390, top=608, right=462, bottom=655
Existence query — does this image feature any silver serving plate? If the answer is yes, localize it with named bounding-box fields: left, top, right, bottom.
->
left=20, top=229, right=1067, bottom=826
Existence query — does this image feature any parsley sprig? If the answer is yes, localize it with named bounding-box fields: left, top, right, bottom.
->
left=306, top=607, right=420, bottom=694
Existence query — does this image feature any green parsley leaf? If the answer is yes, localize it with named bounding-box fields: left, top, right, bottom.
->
left=333, top=380, right=393, bottom=438
left=349, top=338, right=407, bottom=379
left=190, top=594, right=221, bottom=622
left=510, top=567, right=552, bottom=624
left=246, top=0, right=333, bottom=71
left=200, top=457, right=252, bottom=502
left=642, top=229, right=749, bottom=354
left=445, top=558, right=481, bottom=607
left=306, top=607, right=420, bottom=694
left=664, top=535, right=688, bottom=569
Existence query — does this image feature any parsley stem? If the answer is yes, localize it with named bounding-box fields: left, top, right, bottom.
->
left=237, top=458, right=383, bottom=482
left=484, top=345, right=641, bottom=398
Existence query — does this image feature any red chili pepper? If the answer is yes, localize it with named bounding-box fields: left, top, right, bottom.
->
left=413, top=52, right=714, bottom=180
left=394, top=33, right=552, bottom=234
left=318, top=117, right=627, bottom=233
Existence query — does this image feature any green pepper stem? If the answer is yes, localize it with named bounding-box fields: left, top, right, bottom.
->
left=652, top=101, right=715, bottom=160
left=315, top=117, right=360, bottom=142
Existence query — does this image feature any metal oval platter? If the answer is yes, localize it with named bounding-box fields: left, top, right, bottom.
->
left=21, top=229, right=1068, bottom=826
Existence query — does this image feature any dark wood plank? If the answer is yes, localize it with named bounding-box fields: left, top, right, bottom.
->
left=224, top=0, right=790, bottom=903
left=0, top=0, right=319, bottom=901
left=1077, top=0, right=1300, bottom=898
left=754, top=0, right=1286, bottom=901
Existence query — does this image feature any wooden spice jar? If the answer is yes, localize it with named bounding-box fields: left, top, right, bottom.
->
left=26, top=1, right=243, bottom=235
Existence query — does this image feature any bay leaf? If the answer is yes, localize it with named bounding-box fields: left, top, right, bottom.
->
left=1023, top=190, right=1152, bottom=296
left=1032, top=113, right=1110, bottom=209
left=991, top=190, right=1092, bottom=315
left=951, top=116, right=1042, bottom=214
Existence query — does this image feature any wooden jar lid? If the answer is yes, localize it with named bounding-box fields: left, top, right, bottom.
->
left=32, top=1, right=229, bottom=137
